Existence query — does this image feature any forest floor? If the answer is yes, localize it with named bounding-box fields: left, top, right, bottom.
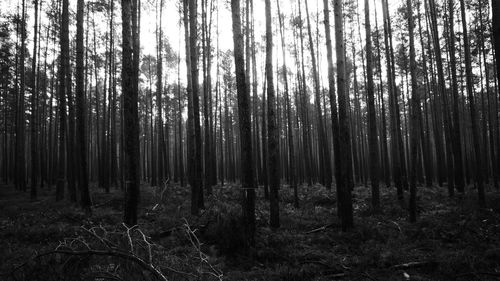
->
left=1, top=181, right=500, bottom=281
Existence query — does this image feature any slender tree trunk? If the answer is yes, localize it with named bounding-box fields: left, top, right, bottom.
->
left=364, top=0, right=380, bottom=210
left=428, top=0, right=454, bottom=196
left=407, top=0, right=421, bottom=222
left=30, top=0, right=39, bottom=200
left=381, top=0, right=403, bottom=199
left=460, top=0, right=485, bottom=207
left=122, top=0, right=141, bottom=226
left=322, top=0, right=341, bottom=191
left=334, top=0, right=354, bottom=231
left=230, top=0, right=256, bottom=248
left=189, top=0, right=204, bottom=212
left=494, top=1, right=500, bottom=93
left=447, top=0, right=465, bottom=194
left=265, top=0, right=280, bottom=228
left=277, top=0, right=298, bottom=208
left=76, top=0, right=91, bottom=213
left=156, top=0, right=164, bottom=188
left=56, top=0, right=70, bottom=201
left=16, top=0, right=27, bottom=192
left=304, top=0, right=332, bottom=189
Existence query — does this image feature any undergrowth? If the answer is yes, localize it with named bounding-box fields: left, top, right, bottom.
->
left=1, top=182, right=499, bottom=280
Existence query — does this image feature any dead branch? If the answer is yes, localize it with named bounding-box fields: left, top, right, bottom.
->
left=391, top=260, right=438, bottom=269
left=304, top=223, right=338, bottom=234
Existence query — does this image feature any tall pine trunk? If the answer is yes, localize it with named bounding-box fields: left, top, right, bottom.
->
left=364, top=0, right=380, bottom=210
left=334, top=0, right=354, bottom=230
left=76, top=0, right=91, bottom=213
left=265, top=0, right=280, bottom=228
left=230, top=0, right=256, bottom=248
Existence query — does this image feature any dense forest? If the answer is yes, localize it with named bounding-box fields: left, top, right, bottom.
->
left=1, top=0, right=500, bottom=280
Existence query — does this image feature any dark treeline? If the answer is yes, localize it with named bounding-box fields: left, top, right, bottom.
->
left=0, top=0, right=499, bottom=246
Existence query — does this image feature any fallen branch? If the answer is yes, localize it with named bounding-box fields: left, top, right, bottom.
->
left=323, top=272, right=346, bottom=279
left=391, top=261, right=438, bottom=269
left=304, top=223, right=338, bottom=234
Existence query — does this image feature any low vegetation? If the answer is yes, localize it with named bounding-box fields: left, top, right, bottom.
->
left=1, top=183, right=499, bottom=280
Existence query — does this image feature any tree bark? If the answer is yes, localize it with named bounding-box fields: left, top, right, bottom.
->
left=122, top=0, right=141, bottom=226
left=265, top=0, right=280, bottom=228
left=76, top=0, right=92, bottom=213
left=364, top=0, right=380, bottom=210
left=407, top=0, right=421, bottom=223
left=334, top=0, right=354, bottom=231
left=231, top=0, right=256, bottom=248
left=460, top=0, right=485, bottom=207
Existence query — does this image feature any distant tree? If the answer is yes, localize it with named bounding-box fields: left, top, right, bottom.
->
left=30, top=0, right=39, bottom=200
left=304, top=0, right=332, bottom=190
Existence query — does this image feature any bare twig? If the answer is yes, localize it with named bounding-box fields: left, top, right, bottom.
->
left=304, top=223, right=337, bottom=234
left=391, top=261, right=438, bottom=269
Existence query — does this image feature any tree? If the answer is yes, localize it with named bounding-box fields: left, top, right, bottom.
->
left=382, top=0, right=405, bottom=200
left=277, top=0, right=298, bottom=208
left=56, top=0, right=70, bottom=201
left=364, top=0, right=380, bottom=210
left=189, top=0, right=204, bottom=214
left=446, top=0, right=465, bottom=194
left=334, top=0, right=354, bottom=231
left=30, top=0, right=39, bottom=200
left=304, top=0, right=332, bottom=190
left=122, top=0, right=141, bottom=226
left=230, top=0, right=256, bottom=248
left=322, top=0, right=341, bottom=194
left=494, top=1, right=500, bottom=90
left=16, top=0, right=27, bottom=193
left=76, top=0, right=92, bottom=213
left=156, top=0, right=165, bottom=188
left=460, top=0, right=485, bottom=207
left=428, top=0, right=454, bottom=196
left=265, top=0, right=279, bottom=228
left=407, top=0, right=420, bottom=222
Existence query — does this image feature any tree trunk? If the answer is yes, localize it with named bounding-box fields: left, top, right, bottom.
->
left=460, top=0, right=485, bottom=207
left=230, top=0, right=256, bottom=248
left=189, top=0, right=204, bottom=212
left=407, top=0, right=421, bottom=223
left=56, top=0, right=70, bottom=201
left=334, top=0, right=354, bottom=231
left=30, top=0, right=39, bottom=200
left=122, top=0, right=141, bottom=226
left=265, top=0, right=280, bottom=228
left=76, top=0, right=91, bottom=213
left=447, top=0, right=465, bottom=194
left=322, top=0, right=341, bottom=193
left=277, top=0, right=298, bottom=208
left=364, top=0, right=380, bottom=210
